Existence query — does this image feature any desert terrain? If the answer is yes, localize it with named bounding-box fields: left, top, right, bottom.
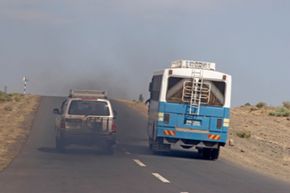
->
left=119, top=100, right=290, bottom=182
left=0, top=92, right=40, bottom=171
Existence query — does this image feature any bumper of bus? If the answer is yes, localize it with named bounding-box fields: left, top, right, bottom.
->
left=156, top=126, right=228, bottom=145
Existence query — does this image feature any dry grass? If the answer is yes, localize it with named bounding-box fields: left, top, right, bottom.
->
left=0, top=94, right=40, bottom=171
left=269, top=107, right=290, bottom=117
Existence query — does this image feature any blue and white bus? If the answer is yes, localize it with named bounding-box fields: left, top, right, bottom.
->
left=147, top=60, right=232, bottom=160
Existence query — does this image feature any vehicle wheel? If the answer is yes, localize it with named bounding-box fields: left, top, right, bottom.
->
left=202, top=147, right=220, bottom=160
left=197, top=148, right=203, bottom=155
left=211, top=148, right=220, bottom=160
left=148, top=138, right=153, bottom=150
left=150, top=138, right=169, bottom=154
left=149, top=125, right=159, bottom=153
left=56, top=136, right=65, bottom=153
left=151, top=147, right=159, bottom=154
left=149, top=138, right=159, bottom=154
left=104, top=142, right=114, bottom=155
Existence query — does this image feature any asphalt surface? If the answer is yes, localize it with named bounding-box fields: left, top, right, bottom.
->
left=0, top=96, right=289, bottom=193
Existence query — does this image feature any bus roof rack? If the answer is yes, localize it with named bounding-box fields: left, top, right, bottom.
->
left=69, top=89, right=107, bottom=99
left=171, top=60, right=216, bottom=71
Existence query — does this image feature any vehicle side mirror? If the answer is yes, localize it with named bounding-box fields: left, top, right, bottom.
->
left=53, top=108, right=60, bottom=114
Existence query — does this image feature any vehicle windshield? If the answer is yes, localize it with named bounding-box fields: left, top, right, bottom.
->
left=166, top=77, right=226, bottom=107
left=68, top=100, right=110, bottom=116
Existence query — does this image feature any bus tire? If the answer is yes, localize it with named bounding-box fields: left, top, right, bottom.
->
left=149, top=124, right=159, bottom=153
left=148, top=139, right=153, bottom=150
left=149, top=139, right=160, bottom=154
left=202, top=147, right=220, bottom=160
left=150, top=142, right=158, bottom=154
left=104, top=144, right=114, bottom=155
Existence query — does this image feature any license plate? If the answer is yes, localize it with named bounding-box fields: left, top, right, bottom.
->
left=185, top=120, right=201, bottom=126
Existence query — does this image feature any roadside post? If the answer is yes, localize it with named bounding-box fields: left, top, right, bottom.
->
left=22, top=76, right=28, bottom=95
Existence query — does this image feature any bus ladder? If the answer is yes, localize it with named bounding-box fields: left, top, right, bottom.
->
left=189, top=69, right=204, bottom=115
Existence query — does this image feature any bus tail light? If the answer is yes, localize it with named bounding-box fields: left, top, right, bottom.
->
left=217, top=119, right=223, bottom=129
left=158, top=112, right=170, bottom=124
left=164, top=114, right=170, bottom=124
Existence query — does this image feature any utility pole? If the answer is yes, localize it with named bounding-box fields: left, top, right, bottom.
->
left=22, top=76, right=28, bottom=94
left=4, top=85, right=7, bottom=93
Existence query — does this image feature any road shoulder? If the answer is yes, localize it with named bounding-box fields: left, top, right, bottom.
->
left=0, top=94, right=40, bottom=171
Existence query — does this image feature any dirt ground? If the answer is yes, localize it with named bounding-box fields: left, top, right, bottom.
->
left=222, top=106, right=290, bottom=182
left=0, top=94, right=40, bottom=171
left=119, top=100, right=290, bottom=182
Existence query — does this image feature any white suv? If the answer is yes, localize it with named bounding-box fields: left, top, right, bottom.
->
left=53, top=90, right=117, bottom=153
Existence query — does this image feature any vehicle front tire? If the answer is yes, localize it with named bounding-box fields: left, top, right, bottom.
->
left=103, top=142, right=114, bottom=155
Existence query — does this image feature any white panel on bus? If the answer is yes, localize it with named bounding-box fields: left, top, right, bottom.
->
left=171, top=60, right=216, bottom=71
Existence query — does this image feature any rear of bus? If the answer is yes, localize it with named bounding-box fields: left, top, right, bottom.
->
left=149, top=61, right=232, bottom=159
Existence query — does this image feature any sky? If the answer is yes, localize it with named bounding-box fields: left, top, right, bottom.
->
left=0, top=0, right=289, bottom=106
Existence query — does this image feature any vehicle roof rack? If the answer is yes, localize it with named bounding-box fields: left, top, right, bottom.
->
left=171, top=60, right=216, bottom=71
left=69, top=90, right=107, bottom=99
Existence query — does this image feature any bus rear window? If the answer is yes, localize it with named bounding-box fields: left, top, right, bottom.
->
left=166, top=77, right=226, bottom=107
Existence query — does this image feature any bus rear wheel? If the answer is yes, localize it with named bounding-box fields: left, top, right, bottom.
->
left=202, top=147, right=220, bottom=160
left=149, top=138, right=159, bottom=154
left=149, top=138, right=170, bottom=154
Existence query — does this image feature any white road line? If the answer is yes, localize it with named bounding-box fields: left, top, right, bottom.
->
left=133, top=159, right=146, bottom=167
left=152, top=173, right=170, bottom=183
left=180, top=192, right=189, bottom=193
left=121, top=147, right=131, bottom=155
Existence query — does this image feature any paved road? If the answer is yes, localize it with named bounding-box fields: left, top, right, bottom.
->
left=0, top=96, right=289, bottom=193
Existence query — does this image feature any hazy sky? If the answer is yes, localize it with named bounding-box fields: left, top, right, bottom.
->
left=0, top=0, right=289, bottom=106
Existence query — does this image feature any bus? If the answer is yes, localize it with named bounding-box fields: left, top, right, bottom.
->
left=147, top=60, right=232, bottom=160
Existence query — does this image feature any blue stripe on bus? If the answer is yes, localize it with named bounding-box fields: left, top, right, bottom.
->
left=159, top=102, right=230, bottom=118
left=156, top=102, right=230, bottom=143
